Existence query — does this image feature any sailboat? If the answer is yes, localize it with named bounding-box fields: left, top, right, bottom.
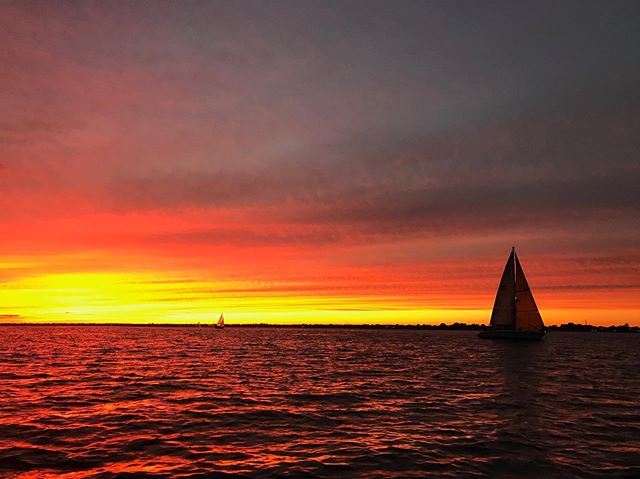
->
left=214, top=313, right=224, bottom=329
left=479, top=247, right=546, bottom=340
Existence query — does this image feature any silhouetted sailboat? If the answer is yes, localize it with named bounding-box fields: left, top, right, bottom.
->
left=214, top=313, right=224, bottom=329
left=479, top=247, right=546, bottom=340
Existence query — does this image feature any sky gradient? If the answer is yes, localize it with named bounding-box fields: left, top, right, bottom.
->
left=2, top=0, right=639, bottom=324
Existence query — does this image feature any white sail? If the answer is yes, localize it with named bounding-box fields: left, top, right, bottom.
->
left=515, top=256, right=544, bottom=331
left=490, top=250, right=516, bottom=328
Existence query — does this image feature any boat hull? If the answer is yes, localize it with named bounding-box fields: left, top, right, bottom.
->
left=478, top=330, right=546, bottom=340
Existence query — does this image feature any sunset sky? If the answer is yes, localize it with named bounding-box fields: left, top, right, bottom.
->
left=1, top=1, right=639, bottom=325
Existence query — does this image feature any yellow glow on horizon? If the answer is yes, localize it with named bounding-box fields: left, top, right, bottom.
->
left=0, top=268, right=638, bottom=326
left=0, top=270, right=483, bottom=323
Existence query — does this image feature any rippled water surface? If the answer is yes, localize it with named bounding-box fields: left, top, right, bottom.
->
left=1, top=326, right=639, bottom=478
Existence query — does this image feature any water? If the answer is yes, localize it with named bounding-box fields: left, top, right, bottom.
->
left=0, top=327, right=639, bottom=478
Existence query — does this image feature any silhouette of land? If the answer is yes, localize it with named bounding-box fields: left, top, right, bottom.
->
left=0, top=322, right=637, bottom=332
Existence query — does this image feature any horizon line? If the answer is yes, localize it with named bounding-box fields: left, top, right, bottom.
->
left=1, top=322, right=636, bottom=330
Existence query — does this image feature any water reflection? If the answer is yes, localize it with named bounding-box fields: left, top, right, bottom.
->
left=0, top=327, right=638, bottom=478
left=490, top=340, right=552, bottom=477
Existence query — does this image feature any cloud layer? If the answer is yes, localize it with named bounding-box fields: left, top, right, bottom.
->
left=1, top=1, right=639, bottom=323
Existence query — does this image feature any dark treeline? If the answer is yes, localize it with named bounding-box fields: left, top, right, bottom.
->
left=226, top=322, right=639, bottom=332
left=1, top=322, right=638, bottom=332
left=546, top=322, right=638, bottom=333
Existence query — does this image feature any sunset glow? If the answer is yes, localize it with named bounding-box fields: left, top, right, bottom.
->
left=2, top=2, right=639, bottom=325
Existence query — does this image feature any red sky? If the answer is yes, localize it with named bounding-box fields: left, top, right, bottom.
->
left=1, top=1, right=639, bottom=324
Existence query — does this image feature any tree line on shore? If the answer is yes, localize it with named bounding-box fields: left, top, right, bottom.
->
left=3, top=322, right=636, bottom=332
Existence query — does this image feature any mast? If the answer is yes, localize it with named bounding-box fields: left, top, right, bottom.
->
left=513, top=246, right=516, bottom=325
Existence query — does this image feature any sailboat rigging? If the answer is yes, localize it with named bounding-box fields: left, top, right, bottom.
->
left=479, top=247, right=546, bottom=340
left=214, top=313, right=225, bottom=329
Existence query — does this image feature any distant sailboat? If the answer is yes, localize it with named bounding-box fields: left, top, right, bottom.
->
left=479, top=247, right=546, bottom=340
left=214, top=313, right=224, bottom=329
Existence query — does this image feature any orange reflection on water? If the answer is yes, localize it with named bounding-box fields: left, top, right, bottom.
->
left=1, top=326, right=639, bottom=478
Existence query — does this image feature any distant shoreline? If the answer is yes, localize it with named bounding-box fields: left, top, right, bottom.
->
left=0, top=322, right=637, bottom=332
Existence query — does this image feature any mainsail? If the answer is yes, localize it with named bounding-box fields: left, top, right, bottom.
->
left=216, top=313, right=224, bottom=328
left=489, top=248, right=544, bottom=332
left=490, top=250, right=516, bottom=328
left=515, top=257, right=544, bottom=331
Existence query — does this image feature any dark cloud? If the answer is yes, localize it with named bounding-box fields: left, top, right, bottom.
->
left=537, top=284, right=640, bottom=291
left=572, top=255, right=640, bottom=267
left=105, top=102, right=640, bottom=246
left=149, top=227, right=347, bottom=247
